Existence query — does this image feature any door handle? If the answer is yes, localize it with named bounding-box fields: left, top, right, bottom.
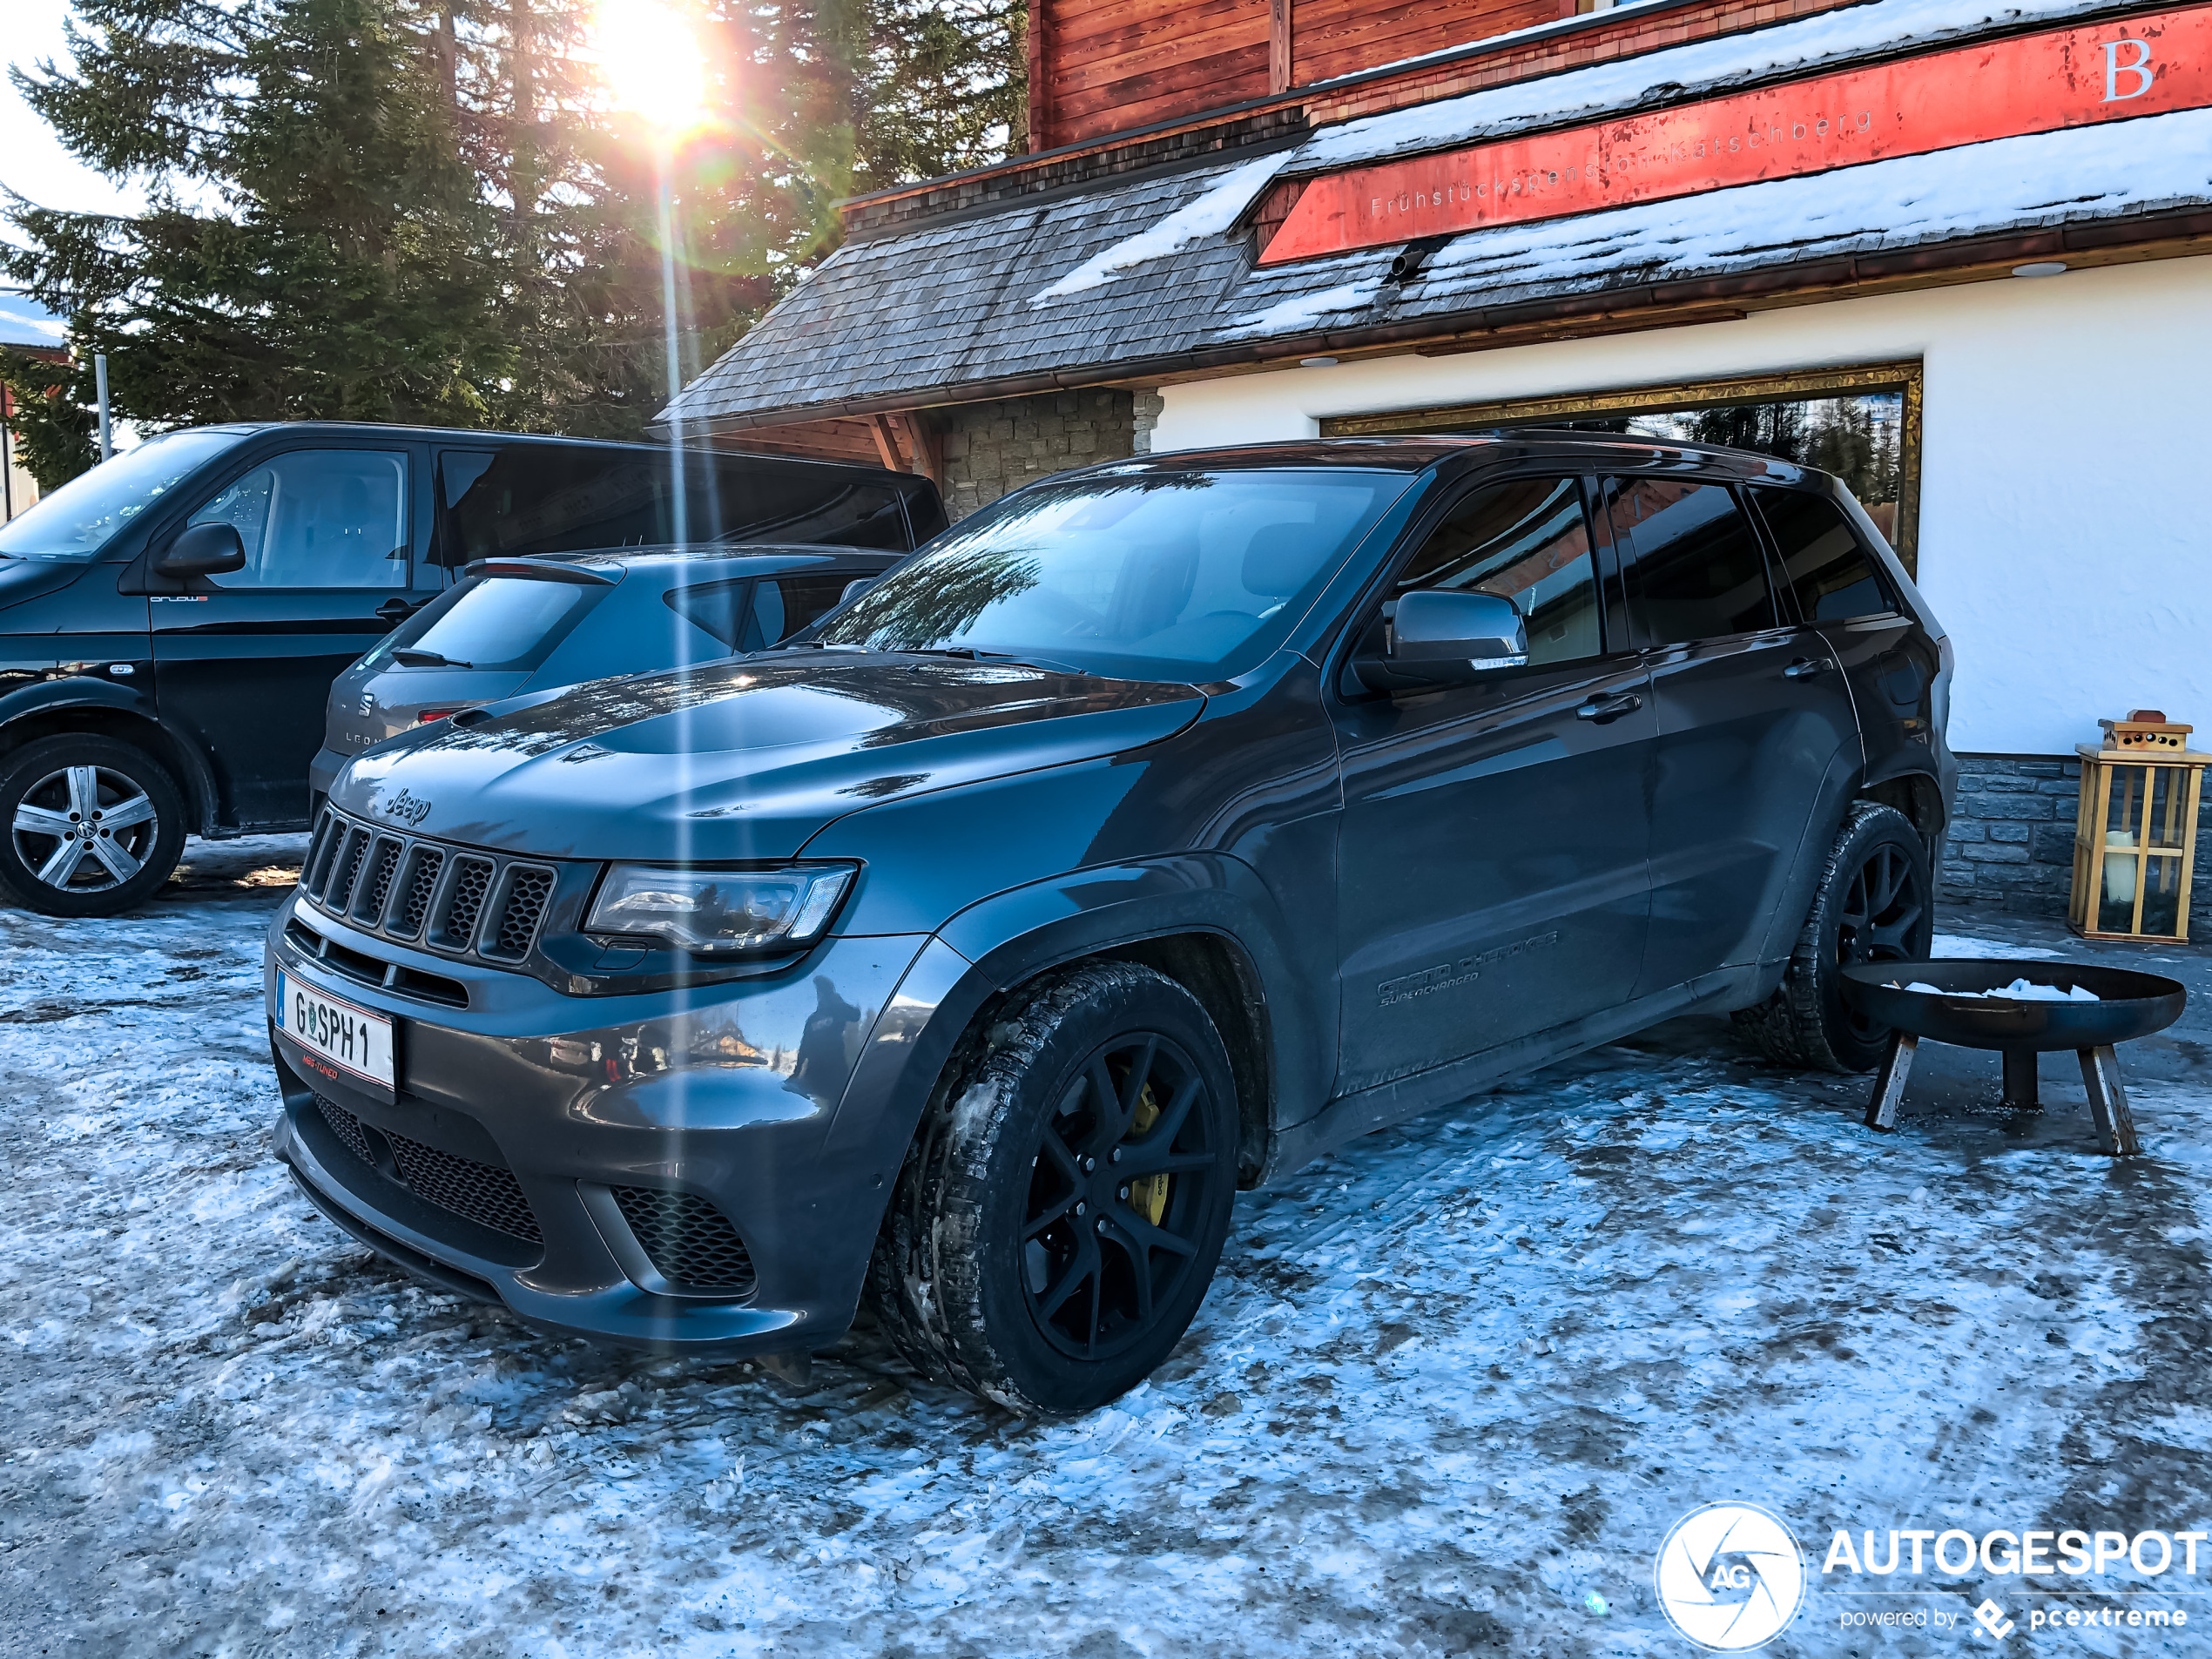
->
left=375, top=597, right=415, bottom=624
left=1783, top=657, right=1824, bottom=680
left=1574, top=691, right=1643, bottom=725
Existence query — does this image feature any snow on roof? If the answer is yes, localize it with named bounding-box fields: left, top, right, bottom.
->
left=1288, top=0, right=2147, bottom=173
left=665, top=0, right=2208, bottom=427
left=1031, top=151, right=1293, bottom=305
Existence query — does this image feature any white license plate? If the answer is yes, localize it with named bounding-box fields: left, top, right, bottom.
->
left=277, top=969, right=395, bottom=1097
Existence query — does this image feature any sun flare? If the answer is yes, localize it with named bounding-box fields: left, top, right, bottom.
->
left=590, top=0, right=710, bottom=132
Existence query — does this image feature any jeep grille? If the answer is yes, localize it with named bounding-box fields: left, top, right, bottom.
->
left=301, top=806, right=560, bottom=969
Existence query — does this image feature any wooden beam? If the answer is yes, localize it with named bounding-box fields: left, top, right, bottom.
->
left=1271, top=0, right=1292, bottom=91
left=866, top=414, right=902, bottom=471
left=1028, top=0, right=1052, bottom=151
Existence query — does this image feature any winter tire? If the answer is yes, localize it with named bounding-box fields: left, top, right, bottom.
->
left=1734, top=800, right=1934, bottom=1073
left=866, top=961, right=1239, bottom=1416
left=0, top=735, right=188, bottom=918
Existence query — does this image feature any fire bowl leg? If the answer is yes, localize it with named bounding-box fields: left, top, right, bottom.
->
left=2001, top=1049, right=2041, bottom=1111
left=1866, top=1030, right=1918, bottom=1131
left=2077, top=1045, right=2142, bottom=1157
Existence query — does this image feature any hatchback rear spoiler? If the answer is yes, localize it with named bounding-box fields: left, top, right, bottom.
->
left=461, top=557, right=618, bottom=585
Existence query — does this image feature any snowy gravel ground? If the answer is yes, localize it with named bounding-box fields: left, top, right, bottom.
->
left=3, top=840, right=2209, bottom=1658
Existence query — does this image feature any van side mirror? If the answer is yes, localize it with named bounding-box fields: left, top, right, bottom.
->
left=1357, top=590, right=1527, bottom=691
left=156, top=521, right=246, bottom=579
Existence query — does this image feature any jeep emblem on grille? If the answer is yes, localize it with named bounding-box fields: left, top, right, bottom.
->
left=380, top=787, right=433, bottom=827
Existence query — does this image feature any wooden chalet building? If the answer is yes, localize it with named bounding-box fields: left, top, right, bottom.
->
left=664, top=0, right=2212, bottom=925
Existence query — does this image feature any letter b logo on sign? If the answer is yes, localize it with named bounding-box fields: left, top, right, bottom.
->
left=2103, top=37, right=2155, bottom=100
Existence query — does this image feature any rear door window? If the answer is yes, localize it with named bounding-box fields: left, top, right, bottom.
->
left=1753, top=489, right=1896, bottom=622
left=1610, top=479, right=1777, bottom=643
left=377, top=575, right=606, bottom=671
left=664, top=571, right=861, bottom=652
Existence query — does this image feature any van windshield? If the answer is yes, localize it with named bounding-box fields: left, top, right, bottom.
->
left=0, top=429, right=245, bottom=560
left=806, top=469, right=1411, bottom=681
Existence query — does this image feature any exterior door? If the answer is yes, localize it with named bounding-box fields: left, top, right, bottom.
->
left=152, top=443, right=433, bottom=826
left=1603, top=474, right=1863, bottom=995
left=1331, top=473, right=1654, bottom=1097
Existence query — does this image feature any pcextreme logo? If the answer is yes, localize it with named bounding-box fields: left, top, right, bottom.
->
left=1656, top=1503, right=1808, bottom=1650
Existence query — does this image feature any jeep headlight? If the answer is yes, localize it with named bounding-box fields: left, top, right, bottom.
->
left=586, top=863, right=856, bottom=954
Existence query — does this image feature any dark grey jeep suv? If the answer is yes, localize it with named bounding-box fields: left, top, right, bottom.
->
left=266, top=435, right=1954, bottom=1415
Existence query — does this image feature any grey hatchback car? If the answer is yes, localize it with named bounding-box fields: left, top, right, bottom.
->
left=311, top=544, right=899, bottom=807
left=268, top=435, right=1954, bottom=1416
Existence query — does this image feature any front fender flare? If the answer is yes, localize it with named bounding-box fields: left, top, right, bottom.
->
left=0, top=676, right=220, bottom=832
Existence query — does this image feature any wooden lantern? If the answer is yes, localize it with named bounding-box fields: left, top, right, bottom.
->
left=2069, top=710, right=2207, bottom=942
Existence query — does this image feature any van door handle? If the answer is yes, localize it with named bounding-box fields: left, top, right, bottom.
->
left=1783, top=657, right=1824, bottom=679
left=1575, top=691, right=1642, bottom=724
left=375, top=597, right=415, bottom=624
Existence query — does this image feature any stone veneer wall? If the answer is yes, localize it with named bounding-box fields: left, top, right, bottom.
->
left=935, top=389, right=1137, bottom=520
left=1943, top=753, right=2212, bottom=939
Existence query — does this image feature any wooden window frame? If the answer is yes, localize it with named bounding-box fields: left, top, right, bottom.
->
left=1319, top=360, right=1925, bottom=576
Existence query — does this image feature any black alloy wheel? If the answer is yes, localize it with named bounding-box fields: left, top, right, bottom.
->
left=0, top=735, right=188, bottom=919
left=1020, top=1031, right=1222, bottom=1362
left=866, top=961, right=1239, bottom=1415
left=1734, top=801, right=1933, bottom=1073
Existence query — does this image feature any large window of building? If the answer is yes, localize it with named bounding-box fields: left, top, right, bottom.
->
left=1323, top=362, right=1924, bottom=574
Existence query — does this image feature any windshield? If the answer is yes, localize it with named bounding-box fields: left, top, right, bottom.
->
left=368, top=574, right=608, bottom=672
left=806, top=469, right=1411, bottom=680
left=0, top=428, right=245, bottom=560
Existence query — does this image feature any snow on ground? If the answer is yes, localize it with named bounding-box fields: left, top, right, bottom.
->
left=3, top=844, right=2210, bottom=1657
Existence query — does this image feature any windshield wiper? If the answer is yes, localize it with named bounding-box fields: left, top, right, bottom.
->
left=900, top=646, right=1092, bottom=676
left=392, top=648, right=472, bottom=668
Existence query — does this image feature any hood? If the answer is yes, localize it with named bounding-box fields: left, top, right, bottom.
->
left=0, top=556, right=90, bottom=615
left=334, top=652, right=1205, bottom=860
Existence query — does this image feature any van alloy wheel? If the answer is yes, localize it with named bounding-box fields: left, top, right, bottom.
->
left=865, top=961, right=1239, bottom=1415
left=12, top=764, right=162, bottom=893
left=0, top=736, right=187, bottom=919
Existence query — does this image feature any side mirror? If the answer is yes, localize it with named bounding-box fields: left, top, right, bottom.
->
left=155, top=521, right=246, bottom=579
left=1358, top=590, right=1527, bottom=691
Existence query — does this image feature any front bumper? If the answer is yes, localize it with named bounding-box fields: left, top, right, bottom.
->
left=266, top=894, right=943, bottom=1356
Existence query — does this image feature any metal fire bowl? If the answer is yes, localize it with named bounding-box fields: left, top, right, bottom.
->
left=1840, top=960, right=2187, bottom=1053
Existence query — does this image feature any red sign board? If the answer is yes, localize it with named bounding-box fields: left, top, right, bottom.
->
left=1260, top=3, right=2212, bottom=264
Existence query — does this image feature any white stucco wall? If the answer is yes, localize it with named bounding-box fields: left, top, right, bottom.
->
left=1151, top=256, right=2212, bottom=756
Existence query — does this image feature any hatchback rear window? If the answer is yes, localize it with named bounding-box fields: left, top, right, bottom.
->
left=664, top=573, right=861, bottom=652
left=374, top=575, right=607, bottom=672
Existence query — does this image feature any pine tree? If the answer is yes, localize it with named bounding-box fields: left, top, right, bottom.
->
left=4, top=0, right=512, bottom=434
left=4, top=0, right=1030, bottom=449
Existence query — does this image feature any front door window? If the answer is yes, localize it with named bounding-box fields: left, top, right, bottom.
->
left=188, top=448, right=409, bottom=588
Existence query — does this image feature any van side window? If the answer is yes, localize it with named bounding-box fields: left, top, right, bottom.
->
left=187, top=449, right=409, bottom=589
left=437, top=444, right=918, bottom=563
left=1755, top=489, right=1896, bottom=623
left=1611, top=479, right=1776, bottom=643
left=1389, top=476, right=1603, bottom=668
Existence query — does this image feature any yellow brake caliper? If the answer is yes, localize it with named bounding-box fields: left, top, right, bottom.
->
left=1127, top=1082, right=1170, bottom=1225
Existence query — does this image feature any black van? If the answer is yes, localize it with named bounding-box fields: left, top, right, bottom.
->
left=0, top=422, right=944, bottom=917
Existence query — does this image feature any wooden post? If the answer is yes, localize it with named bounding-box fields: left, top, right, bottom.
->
left=2078, top=1045, right=2141, bottom=1157
left=1271, top=0, right=1293, bottom=93
left=1027, top=0, right=1052, bottom=152
left=1865, top=1030, right=1916, bottom=1131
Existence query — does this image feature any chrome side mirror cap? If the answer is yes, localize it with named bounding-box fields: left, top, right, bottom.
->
left=1387, top=589, right=1528, bottom=678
